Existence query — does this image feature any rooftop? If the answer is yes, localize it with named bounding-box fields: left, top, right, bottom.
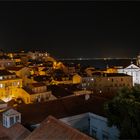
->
left=33, top=75, right=51, bottom=82
left=0, top=123, right=30, bottom=140
left=0, top=55, right=10, bottom=59
left=16, top=94, right=108, bottom=125
left=0, top=124, right=11, bottom=140
left=8, top=123, right=31, bottom=140
left=25, top=116, right=94, bottom=140
left=50, top=85, right=73, bottom=98
left=3, top=108, right=20, bottom=116
left=7, top=67, right=23, bottom=71
left=0, top=70, right=15, bottom=76
left=31, top=82, right=46, bottom=87
left=92, top=72, right=132, bottom=77
left=0, top=99, right=6, bottom=104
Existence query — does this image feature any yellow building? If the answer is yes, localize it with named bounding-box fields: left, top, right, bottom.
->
left=81, top=73, right=133, bottom=94
left=7, top=66, right=30, bottom=78
left=72, top=74, right=82, bottom=84
left=7, top=66, right=31, bottom=87
left=0, top=70, right=22, bottom=102
left=22, top=83, right=54, bottom=104
left=12, top=56, right=21, bottom=63
left=105, top=67, right=117, bottom=73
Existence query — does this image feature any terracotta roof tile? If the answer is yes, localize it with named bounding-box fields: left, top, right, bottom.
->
left=0, top=123, right=30, bottom=140
left=0, top=124, right=12, bottom=140
left=9, top=123, right=31, bottom=140
left=25, top=116, right=94, bottom=140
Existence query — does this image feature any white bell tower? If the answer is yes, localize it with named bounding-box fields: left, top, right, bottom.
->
left=136, top=53, right=140, bottom=67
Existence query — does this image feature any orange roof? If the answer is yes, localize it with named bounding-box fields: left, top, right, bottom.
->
left=25, top=116, right=94, bottom=140
left=0, top=123, right=30, bottom=140
left=9, top=123, right=31, bottom=140
left=0, top=125, right=11, bottom=140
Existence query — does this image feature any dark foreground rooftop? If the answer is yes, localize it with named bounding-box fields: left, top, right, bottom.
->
left=25, top=116, right=94, bottom=140
left=0, top=123, right=30, bottom=140
left=16, top=94, right=108, bottom=125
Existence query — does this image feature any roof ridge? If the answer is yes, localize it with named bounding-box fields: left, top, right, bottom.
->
left=42, top=115, right=94, bottom=139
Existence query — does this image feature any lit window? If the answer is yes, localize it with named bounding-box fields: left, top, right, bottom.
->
left=0, top=84, right=3, bottom=88
left=91, top=78, right=94, bottom=81
left=17, top=82, right=20, bottom=86
left=99, top=90, right=102, bottom=93
left=0, top=76, right=3, bottom=80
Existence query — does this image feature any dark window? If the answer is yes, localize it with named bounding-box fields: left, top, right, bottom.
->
left=92, top=129, right=97, bottom=137
left=5, top=119, right=7, bottom=126
left=10, top=117, right=14, bottom=126
left=16, top=116, right=19, bottom=122
left=82, top=127, right=89, bottom=135
left=115, top=84, right=118, bottom=87
left=103, top=134, right=109, bottom=140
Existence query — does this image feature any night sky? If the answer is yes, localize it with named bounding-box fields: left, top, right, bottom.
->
left=0, top=1, right=140, bottom=58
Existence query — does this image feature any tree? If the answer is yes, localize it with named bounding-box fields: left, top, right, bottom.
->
left=104, top=86, right=140, bottom=139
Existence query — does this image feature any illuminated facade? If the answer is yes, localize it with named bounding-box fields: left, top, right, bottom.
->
left=7, top=67, right=30, bottom=78
left=0, top=70, right=22, bottom=102
left=85, top=67, right=95, bottom=76
left=136, top=53, right=140, bottom=67
left=7, top=67, right=31, bottom=86
left=105, top=67, right=117, bottom=73
left=72, top=74, right=82, bottom=84
left=0, top=59, right=15, bottom=68
left=28, top=51, right=49, bottom=61
left=117, top=63, right=140, bottom=85
left=81, top=73, right=132, bottom=93
left=22, top=83, right=53, bottom=103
